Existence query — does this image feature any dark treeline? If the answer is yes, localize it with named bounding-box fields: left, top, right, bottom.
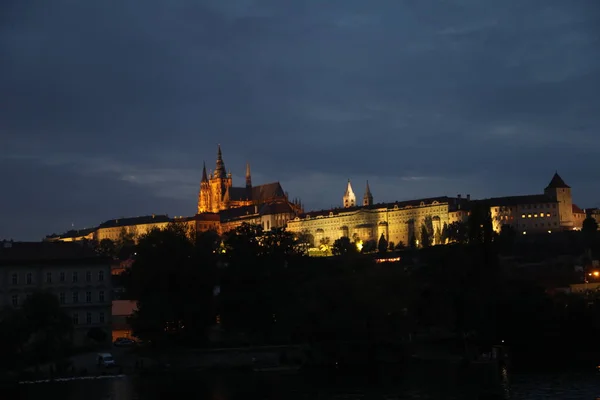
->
left=124, top=204, right=600, bottom=366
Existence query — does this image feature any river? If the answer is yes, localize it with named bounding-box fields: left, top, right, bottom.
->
left=13, top=365, right=600, bottom=399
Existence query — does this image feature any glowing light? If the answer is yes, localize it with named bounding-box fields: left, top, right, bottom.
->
left=594, top=271, right=599, bottom=277
left=356, top=240, right=363, bottom=251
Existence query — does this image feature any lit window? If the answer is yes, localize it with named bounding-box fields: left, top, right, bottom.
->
left=540, top=213, right=545, bottom=217
left=534, top=214, right=538, bottom=218
left=528, top=214, right=532, bottom=218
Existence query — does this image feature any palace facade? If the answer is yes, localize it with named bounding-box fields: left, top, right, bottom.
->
left=287, top=180, right=470, bottom=247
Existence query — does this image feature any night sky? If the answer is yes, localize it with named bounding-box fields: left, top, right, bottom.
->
left=1, top=0, right=600, bottom=240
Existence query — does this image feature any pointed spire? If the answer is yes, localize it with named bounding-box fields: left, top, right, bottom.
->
left=214, top=144, right=226, bottom=178
left=343, top=179, right=356, bottom=208
left=201, top=162, right=208, bottom=182
left=546, top=171, right=570, bottom=189
left=245, top=162, right=252, bottom=188
left=363, top=180, right=373, bottom=206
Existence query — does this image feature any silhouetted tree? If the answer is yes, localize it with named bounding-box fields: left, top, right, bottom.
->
left=130, top=226, right=215, bottom=345
left=582, top=216, right=598, bottom=250
left=378, top=234, right=388, bottom=254
left=467, top=202, right=494, bottom=245
left=362, top=239, right=377, bottom=253
left=497, top=224, right=517, bottom=253
left=447, top=222, right=468, bottom=244
left=97, top=239, right=116, bottom=258
left=333, top=236, right=358, bottom=256
left=21, top=291, right=73, bottom=364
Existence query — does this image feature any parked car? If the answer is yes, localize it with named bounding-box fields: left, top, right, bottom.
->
left=97, top=353, right=116, bottom=367
left=113, top=337, right=136, bottom=347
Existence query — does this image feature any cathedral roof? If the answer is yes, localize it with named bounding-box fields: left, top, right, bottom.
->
left=252, top=182, right=285, bottom=201
left=545, top=172, right=570, bottom=189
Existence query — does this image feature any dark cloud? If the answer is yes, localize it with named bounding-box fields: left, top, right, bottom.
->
left=1, top=0, right=600, bottom=239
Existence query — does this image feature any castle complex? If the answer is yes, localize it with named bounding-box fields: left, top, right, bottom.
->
left=47, top=146, right=587, bottom=253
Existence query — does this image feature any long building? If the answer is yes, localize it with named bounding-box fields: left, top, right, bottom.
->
left=0, top=241, right=112, bottom=346
left=287, top=179, right=470, bottom=247
left=486, top=172, right=585, bottom=234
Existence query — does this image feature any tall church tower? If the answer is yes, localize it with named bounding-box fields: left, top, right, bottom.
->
left=544, top=171, right=573, bottom=230
left=209, top=145, right=233, bottom=212
left=343, top=179, right=356, bottom=208
left=197, top=162, right=211, bottom=214
left=363, top=180, right=373, bottom=206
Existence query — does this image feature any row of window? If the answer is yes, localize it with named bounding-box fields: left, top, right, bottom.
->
left=11, top=290, right=106, bottom=307
left=495, top=204, right=558, bottom=213
left=72, top=311, right=106, bottom=325
left=11, top=270, right=105, bottom=285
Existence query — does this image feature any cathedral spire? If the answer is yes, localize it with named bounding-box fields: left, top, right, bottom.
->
left=245, top=162, right=252, bottom=188
left=214, top=144, right=226, bottom=178
left=201, top=162, right=208, bottom=182
left=363, top=180, right=373, bottom=206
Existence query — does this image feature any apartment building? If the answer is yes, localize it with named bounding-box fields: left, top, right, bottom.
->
left=0, top=241, right=112, bottom=346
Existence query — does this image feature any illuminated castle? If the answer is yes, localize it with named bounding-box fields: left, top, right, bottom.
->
left=197, top=145, right=302, bottom=215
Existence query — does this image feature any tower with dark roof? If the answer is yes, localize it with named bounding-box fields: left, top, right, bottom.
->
left=363, top=181, right=373, bottom=206
left=544, top=171, right=574, bottom=229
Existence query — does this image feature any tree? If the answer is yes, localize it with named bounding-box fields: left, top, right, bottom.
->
left=582, top=217, right=598, bottom=250
left=97, top=239, right=116, bottom=258
left=420, top=225, right=432, bottom=248
left=447, top=222, right=468, bottom=244
left=332, top=237, right=358, bottom=256
left=130, top=226, right=216, bottom=345
left=361, top=239, right=377, bottom=253
left=116, top=227, right=136, bottom=260
left=467, top=202, right=494, bottom=245
left=378, top=234, right=388, bottom=254
left=497, top=224, right=517, bottom=253
left=441, top=222, right=449, bottom=244
left=395, top=241, right=406, bottom=250
left=21, top=291, right=73, bottom=364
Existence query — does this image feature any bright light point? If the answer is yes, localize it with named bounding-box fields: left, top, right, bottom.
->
left=356, top=240, right=363, bottom=252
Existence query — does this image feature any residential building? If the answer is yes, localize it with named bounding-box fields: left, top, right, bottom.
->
left=0, top=241, right=112, bottom=347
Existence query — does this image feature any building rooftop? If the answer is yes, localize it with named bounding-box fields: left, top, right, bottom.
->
left=98, top=214, right=171, bottom=229
left=0, top=241, right=109, bottom=265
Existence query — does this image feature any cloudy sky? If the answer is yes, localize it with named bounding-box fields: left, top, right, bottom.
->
left=1, top=0, right=599, bottom=240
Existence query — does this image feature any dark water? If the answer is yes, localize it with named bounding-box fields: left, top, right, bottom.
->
left=14, top=366, right=600, bottom=399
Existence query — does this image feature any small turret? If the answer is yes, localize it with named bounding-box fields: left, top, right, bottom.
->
left=343, top=179, right=356, bottom=208
left=363, top=180, right=373, bottom=206
left=201, top=162, right=208, bottom=182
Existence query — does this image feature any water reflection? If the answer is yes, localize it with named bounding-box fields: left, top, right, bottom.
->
left=15, top=366, right=600, bottom=399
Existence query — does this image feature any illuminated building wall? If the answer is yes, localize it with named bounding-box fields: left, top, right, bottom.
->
left=287, top=197, right=455, bottom=248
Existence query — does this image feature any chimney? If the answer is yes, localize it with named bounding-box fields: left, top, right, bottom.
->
left=466, top=194, right=471, bottom=201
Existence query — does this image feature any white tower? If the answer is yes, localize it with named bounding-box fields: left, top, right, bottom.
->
left=343, top=179, right=356, bottom=208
